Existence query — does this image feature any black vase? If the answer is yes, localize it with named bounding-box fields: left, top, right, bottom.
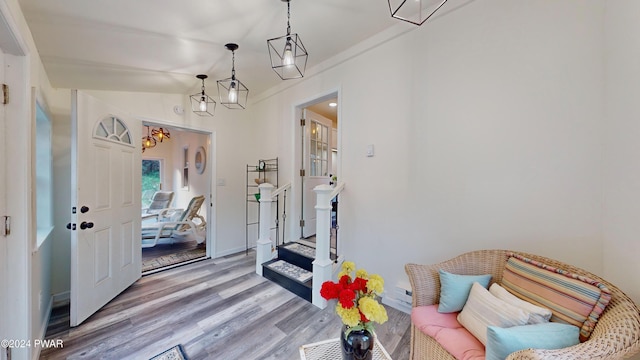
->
left=340, top=325, right=374, bottom=360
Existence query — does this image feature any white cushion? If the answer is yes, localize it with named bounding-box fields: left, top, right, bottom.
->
left=457, top=282, right=530, bottom=345
left=489, top=283, right=552, bottom=324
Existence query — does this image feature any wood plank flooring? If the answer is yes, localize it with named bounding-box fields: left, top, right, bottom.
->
left=41, top=251, right=411, bottom=360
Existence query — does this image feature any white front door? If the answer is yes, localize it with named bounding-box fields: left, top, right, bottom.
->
left=70, top=90, right=142, bottom=326
left=301, top=109, right=332, bottom=238
left=0, top=47, right=6, bottom=354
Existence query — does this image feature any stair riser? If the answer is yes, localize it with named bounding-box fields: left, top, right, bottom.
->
left=278, top=247, right=314, bottom=271
left=263, top=266, right=312, bottom=302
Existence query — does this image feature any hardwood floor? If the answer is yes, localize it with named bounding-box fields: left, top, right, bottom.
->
left=41, top=251, right=411, bottom=360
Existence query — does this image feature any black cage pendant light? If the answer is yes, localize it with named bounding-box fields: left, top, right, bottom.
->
left=217, top=43, right=249, bottom=109
left=388, top=0, right=448, bottom=26
left=267, top=0, right=308, bottom=80
left=190, top=74, right=216, bottom=116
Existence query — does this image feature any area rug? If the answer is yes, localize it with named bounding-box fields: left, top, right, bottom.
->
left=149, top=344, right=188, bottom=360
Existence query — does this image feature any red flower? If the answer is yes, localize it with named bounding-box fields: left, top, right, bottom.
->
left=339, top=274, right=351, bottom=286
left=320, top=281, right=341, bottom=300
left=339, top=289, right=356, bottom=309
left=350, top=277, right=368, bottom=293
left=359, top=310, right=369, bottom=323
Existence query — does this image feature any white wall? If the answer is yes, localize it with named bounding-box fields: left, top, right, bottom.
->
left=603, top=0, right=640, bottom=305
left=251, top=0, right=611, bottom=303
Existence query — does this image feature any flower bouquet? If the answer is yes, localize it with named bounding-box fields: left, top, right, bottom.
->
left=320, top=261, right=388, bottom=335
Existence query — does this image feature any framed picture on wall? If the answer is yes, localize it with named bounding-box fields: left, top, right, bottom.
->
left=195, top=146, right=206, bottom=174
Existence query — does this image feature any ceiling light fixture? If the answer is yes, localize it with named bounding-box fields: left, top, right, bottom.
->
left=151, top=127, right=171, bottom=142
left=267, top=0, right=308, bottom=80
left=329, top=102, right=337, bottom=107
left=217, top=43, right=249, bottom=109
left=190, top=74, right=216, bottom=116
left=141, top=125, right=156, bottom=152
left=388, top=0, right=449, bottom=26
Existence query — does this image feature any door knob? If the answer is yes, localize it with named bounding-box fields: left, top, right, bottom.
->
left=80, top=221, right=94, bottom=230
left=80, top=206, right=90, bottom=213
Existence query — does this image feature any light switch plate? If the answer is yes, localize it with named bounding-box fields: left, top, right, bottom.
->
left=366, top=144, right=374, bottom=157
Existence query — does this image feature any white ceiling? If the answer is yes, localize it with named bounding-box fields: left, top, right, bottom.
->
left=18, top=0, right=402, bottom=97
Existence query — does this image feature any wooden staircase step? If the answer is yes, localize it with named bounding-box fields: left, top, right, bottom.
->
left=262, top=259, right=312, bottom=302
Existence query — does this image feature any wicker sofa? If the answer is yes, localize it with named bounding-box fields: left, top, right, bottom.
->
left=405, top=249, right=640, bottom=360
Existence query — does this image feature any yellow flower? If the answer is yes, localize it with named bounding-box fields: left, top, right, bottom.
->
left=356, top=268, right=369, bottom=279
left=336, top=303, right=361, bottom=327
left=359, top=297, right=388, bottom=324
left=339, top=261, right=356, bottom=278
left=368, top=274, right=384, bottom=294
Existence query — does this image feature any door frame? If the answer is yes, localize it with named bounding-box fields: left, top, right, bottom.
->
left=291, top=88, right=341, bottom=242
left=140, top=119, right=216, bottom=259
left=0, top=3, right=31, bottom=359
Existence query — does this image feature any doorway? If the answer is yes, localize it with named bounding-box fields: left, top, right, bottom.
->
left=297, top=94, right=339, bottom=250
left=140, top=123, right=213, bottom=273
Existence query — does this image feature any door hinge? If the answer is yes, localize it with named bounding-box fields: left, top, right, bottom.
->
left=300, top=169, right=305, bottom=177
left=72, top=206, right=77, bottom=214
left=300, top=118, right=305, bottom=126
left=299, top=219, right=305, bottom=227
left=2, top=84, right=8, bottom=105
left=2, top=216, right=9, bottom=236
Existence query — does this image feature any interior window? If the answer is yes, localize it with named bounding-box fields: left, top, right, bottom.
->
left=36, top=102, right=53, bottom=245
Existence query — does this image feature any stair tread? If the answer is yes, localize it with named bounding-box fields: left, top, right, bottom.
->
left=280, top=242, right=316, bottom=259
left=264, top=259, right=313, bottom=284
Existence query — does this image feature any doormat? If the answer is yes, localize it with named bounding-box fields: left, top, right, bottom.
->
left=149, top=344, right=188, bottom=360
left=142, top=247, right=206, bottom=273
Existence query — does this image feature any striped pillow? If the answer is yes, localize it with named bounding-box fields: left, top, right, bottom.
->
left=457, top=282, right=530, bottom=345
left=501, top=253, right=611, bottom=342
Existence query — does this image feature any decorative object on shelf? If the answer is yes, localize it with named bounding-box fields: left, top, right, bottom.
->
left=321, top=261, right=388, bottom=360
left=151, top=127, right=170, bottom=143
left=217, top=43, right=249, bottom=109
left=388, top=0, right=449, bottom=26
left=267, top=0, right=308, bottom=80
left=255, top=178, right=266, bottom=185
left=329, top=173, right=337, bottom=187
left=258, top=159, right=266, bottom=171
left=190, top=74, right=216, bottom=116
left=141, top=125, right=157, bottom=153
left=194, top=146, right=206, bottom=174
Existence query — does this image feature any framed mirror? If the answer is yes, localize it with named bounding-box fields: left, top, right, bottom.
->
left=195, top=146, right=206, bottom=174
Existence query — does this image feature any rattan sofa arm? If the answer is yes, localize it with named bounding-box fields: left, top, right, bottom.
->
left=405, top=263, right=440, bottom=307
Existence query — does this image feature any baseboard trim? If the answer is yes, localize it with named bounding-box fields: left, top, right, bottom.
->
left=32, top=296, right=54, bottom=360
left=382, top=296, right=412, bottom=315
left=214, top=246, right=247, bottom=258
left=52, top=291, right=70, bottom=308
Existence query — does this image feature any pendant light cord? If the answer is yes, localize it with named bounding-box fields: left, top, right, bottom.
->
left=286, top=0, right=291, bottom=36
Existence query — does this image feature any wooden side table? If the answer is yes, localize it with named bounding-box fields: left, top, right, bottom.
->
left=299, top=337, right=392, bottom=360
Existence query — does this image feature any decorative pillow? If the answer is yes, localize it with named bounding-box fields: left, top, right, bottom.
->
left=437, top=270, right=492, bottom=313
left=489, top=283, right=552, bottom=324
left=502, top=253, right=611, bottom=342
left=457, top=282, right=530, bottom=345
left=485, top=323, right=580, bottom=360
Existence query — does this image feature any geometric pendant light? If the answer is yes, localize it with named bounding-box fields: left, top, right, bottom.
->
left=388, top=0, right=448, bottom=26
left=217, top=43, right=249, bottom=109
left=141, top=125, right=157, bottom=153
left=190, top=74, right=216, bottom=116
left=151, top=127, right=171, bottom=142
left=267, top=0, right=308, bottom=80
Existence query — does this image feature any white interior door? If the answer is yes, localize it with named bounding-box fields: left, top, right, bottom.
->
left=70, top=90, right=141, bottom=326
left=301, top=109, right=332, bottom=238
